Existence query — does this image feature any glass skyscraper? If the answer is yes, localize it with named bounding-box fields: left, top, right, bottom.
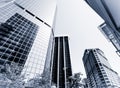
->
left=0, top=0, right=56, bottom=79
left=0, top=13, right=38, bottom=66
left=83, top=48, right=120, bottom=88
left=85, top=0, right=120, bottom=56
left=98, top=23, right=120, bottom=56
left=51, top=36, right=72, bottom=88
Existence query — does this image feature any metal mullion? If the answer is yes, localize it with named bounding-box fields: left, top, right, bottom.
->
left=57, top=38, right=60, bottom=88
left=63, top=37, right=67, bottom=88
left=0, top=25, right=26, bottom=64
left=35, top=31, right=45, bottom=73
left=30, top=32, right=39, bottom=76
left=0, top=27, right=15, bottom=49
left=13, top=24, right=32, bottom=64
left=22, top=26, right=38, bottom=74
left=6, top=30, right=25, bottom=63
left=50, top=38, right=55, bottom=86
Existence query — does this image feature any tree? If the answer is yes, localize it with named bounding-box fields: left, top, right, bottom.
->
left=68, top=72, right=84, bottom=88
left=26, top=68, right=51, bottom=88
left=26, top=75, right=50, bottom=88
left=0, top=63, right=25, bottom=88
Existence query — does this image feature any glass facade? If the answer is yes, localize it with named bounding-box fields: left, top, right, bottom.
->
left=101, top=0, right=120, bottom=29
left=83, top=49, right=120, bottom=88
left=0, top=0, right=56, bottom=79
left=15, top=0, right=56, bottom=26
left=85, top=0, right=120, bottom=56
left=99, top=23, right=120, bottom=56
left=85, top=0, right=116, bottom=31
left=51, top=36, right=72, bottom=88
left=0, top=13, right=38, bottom=66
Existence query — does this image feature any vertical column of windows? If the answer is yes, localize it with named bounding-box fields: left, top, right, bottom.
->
left=52, top=38, right=58, bottom=85
left=59, top=37, right=65, bottom=88
left=64, top=37, right=72, bottom=82
left=0, top=13, right=38, bottom=66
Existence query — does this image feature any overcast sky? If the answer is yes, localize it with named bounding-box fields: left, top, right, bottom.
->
left=55, top=0, right=120, bottom=77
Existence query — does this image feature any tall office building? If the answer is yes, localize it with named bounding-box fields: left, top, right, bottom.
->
left=98, top=23, right=120, bottom=56
left=0, top=0, right=56, bottom=79
left=83, top=48, right=120, bottom=88
left=85, top=0, right=120, bottom=56
left=84, top=0, right=119, bottom=31
left=51, top=36, right=72, bottom=88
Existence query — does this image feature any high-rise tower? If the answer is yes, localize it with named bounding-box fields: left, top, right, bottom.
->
left=83, top=48, right=120, bottom=88
left=0, top=0, right=56, bottom=79
left=51, top=36, right=72, bottom=88
left=85, top=0, right=120, bottom=56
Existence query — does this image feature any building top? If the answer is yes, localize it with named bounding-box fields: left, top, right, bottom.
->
left=83, top=48, right=120, bottom=87
left=83, top=48, right=105, bottom=57
left=55, top=36, right=68, bottom=38
left=15, top=0, right=57, bottom=27
left=0, top=0, right=57, bottom=27
left=83, top=48, right=119, bottom=75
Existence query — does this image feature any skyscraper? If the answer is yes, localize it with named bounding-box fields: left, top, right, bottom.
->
left=84, top=0, right=118, bottom=31
left=0, top=14, right=38, bottom=66
left=83, top=48, right=120, bottom=88
left=0, top=0, right=56, bottom=78
left=85, top=0, right=120, bottom=56
left=51, top=36, right=72, bottom=88
left=98, top=23, right=120, bottom=56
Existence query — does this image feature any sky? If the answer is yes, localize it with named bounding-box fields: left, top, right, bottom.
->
left=55, top=0, right=120, bottom=78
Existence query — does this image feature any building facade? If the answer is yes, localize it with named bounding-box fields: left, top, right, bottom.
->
left=51, top=36, right=72, bottom=88
left=83, top=48, right=120, bottom=88
left=84, top=0, right=118, bottom=31
left=0, top=0, right=56, bottom=79
left=82, top=78, right=89, bottom=88
left=85, top=0, right=120, bottom=56
left=98, top=23, right=120, bottom=56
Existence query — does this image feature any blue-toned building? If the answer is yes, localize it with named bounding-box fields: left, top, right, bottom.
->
left=85, top=0, right=120, bottom=56
left=83, top=48, right=120, bottom=88
left=0, top=0, right=56, bottom=79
